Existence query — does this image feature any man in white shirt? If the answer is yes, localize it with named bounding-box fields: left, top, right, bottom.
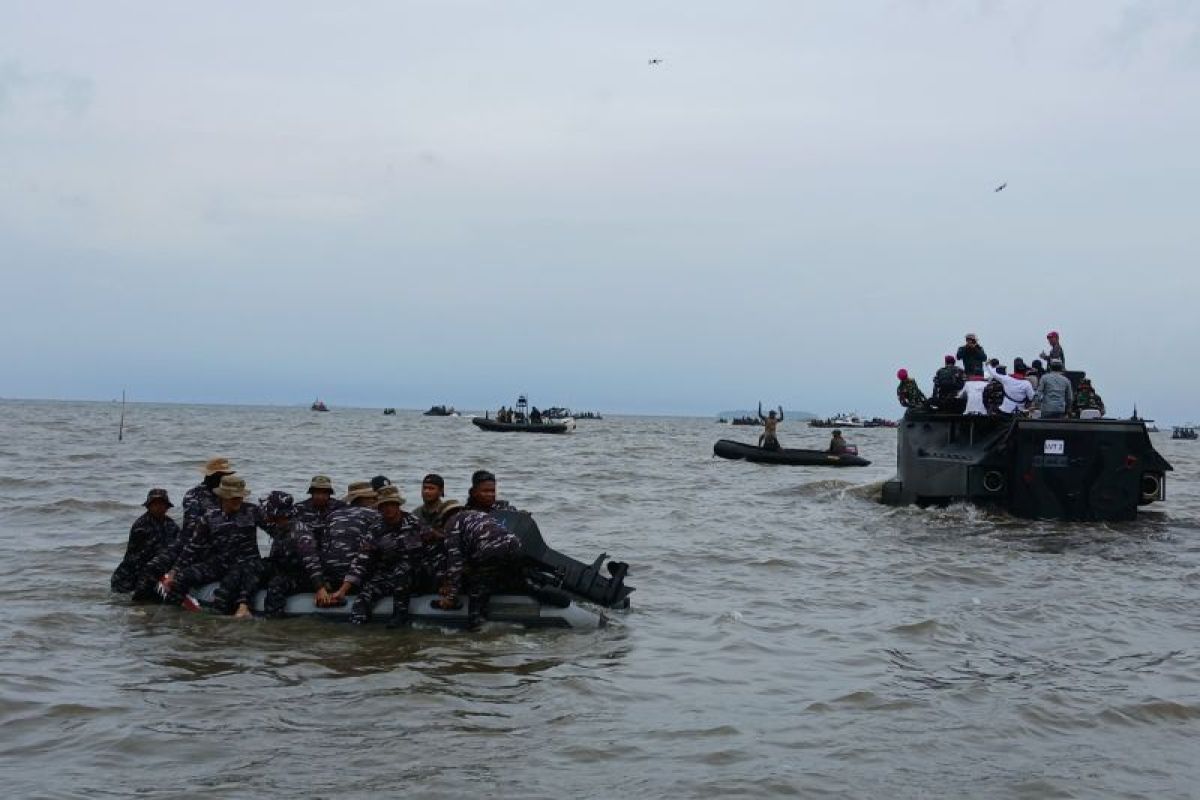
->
left=984, top=363, right=1035, bottom=415
left=957, top=376, right=990, bottom=415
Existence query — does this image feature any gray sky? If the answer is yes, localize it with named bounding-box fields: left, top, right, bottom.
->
left=2, top=1, right=1198, bottom=418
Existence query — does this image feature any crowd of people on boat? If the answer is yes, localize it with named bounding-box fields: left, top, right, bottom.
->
left=895, top=331, right=1106, bottom=419
left=110, top=459, right=528, bottom=628
left=494, top=405, right=546, bottom=424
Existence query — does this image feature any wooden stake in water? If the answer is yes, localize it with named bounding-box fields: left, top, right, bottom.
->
left=118, top=390, right=126, bottom=442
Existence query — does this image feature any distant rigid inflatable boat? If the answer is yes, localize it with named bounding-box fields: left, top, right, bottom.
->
left=472, top=417, right=574, bottom=434
left=713, top=438, right=871, bottom=467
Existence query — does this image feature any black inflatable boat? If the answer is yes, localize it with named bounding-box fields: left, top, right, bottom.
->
left=713, top=438, right=871, bottom=467
left=472, top=417, right=573, bottom=434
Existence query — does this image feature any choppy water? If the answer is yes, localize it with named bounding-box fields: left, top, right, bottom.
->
left=1, top=399, right=1197, bottom=799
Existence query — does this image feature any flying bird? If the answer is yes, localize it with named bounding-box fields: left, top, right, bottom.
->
left=994, top=182, right=1007, bottom=192
left=648, top=58, right=663, bottom=65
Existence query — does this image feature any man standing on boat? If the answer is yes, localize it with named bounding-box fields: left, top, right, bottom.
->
left=956, top=333, right=988, bottom=377
left=1040, top=331, right=1066, bottom=368
left=1035, top=359, right=1074, bottom=419
left=757, top=402, right=784, bottom=451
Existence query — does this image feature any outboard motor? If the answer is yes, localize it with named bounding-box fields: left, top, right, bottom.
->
left=493, top=509, right=634, bottom=608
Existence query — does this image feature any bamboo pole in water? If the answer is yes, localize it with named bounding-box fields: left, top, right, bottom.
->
left=118, top=390, right=126, bottom=442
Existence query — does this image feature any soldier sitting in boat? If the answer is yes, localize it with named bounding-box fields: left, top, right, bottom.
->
left=433, top=501, right=524, bottom=628
left=465, top=470, right=515, bottom=514
left=827, top=430, right=850, bottom=455
left=414, top=473, right=454, bottom=526
left=257, top=490, right=314, bottom=617
left=294, top=475, right=344, bottom=545
left=111, top=488, right=181, bottom=601
left=348, top=485, right=432, bottom=626
left=179, top=457, right=237, bottom=550
left=158, top=476, right=269, bottom=619
left=757, top=402, right=784, bottom=450
left=313, top=481, right=381, bottom=608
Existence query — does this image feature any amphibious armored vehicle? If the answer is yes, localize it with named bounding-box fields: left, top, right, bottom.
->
left=882, top=411, right=1171, bottom=521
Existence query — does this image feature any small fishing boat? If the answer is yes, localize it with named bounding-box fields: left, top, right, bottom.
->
left=713, top=438, right=871, bottom=467
left=1172, top=426, right=1197, bottom=440
left=311, top=399, right=329, bottom=412
left=473, top=417, right=574, bottom=434
left=382, top=408, right=396, bottom=416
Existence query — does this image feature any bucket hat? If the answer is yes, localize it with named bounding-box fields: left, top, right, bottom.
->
left=143, top=488, right=173, bottom=508
left=375, top=485, right=405, bottom=507
left=343, top=481, right=378, bottom=505
left=307, top=475, right=334, bottom=494
left=214, top=475, right=251, bottom=499
left=204, top=457, right=236, bottom=477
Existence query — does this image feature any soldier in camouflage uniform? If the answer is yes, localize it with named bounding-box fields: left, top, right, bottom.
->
left=312, top=481, right=380, bottom=607
left=465, top=470, right=515, bottom=514
left=257, top=490, right=314, bottom=617
left=1073, top=378, right=1105, bottom=418
left=111, top=488, right=181, bottom=600
left=159, top=475, right=267, bottom=618
left=348, top=485, right=436, bottom=625
left=152, top=457, right=238, bottom=578
left=294, top=475, right=345, bottom=544
left=434, top=502, right=523, bottom=627
left=413, top=473, right=448, bottom=526
left=931, top=355, right=966, bottom=413
left=896, top=369, right=927, bottom=409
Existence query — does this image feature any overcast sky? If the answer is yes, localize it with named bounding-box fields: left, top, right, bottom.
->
left=2, top=1, right=1197, bottom=418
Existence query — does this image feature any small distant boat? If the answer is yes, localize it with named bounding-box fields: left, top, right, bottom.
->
left=809, top=413, right=864, bottom=428
left=730, top=416, right=761, bottom=426
left=473, top=417, right=574, bottom=434
left=423, top=405, right=460, bottom=417
left=1172, top=426, right=1197, bottom=440
left=382, top=408, right=396, bottom=416
left=311, top=399, right=329, bottom=412
left=713, top=439, right=870, bottom=467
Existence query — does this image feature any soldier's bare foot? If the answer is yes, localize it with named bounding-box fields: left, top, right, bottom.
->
left=233, top=603, right=252, bottom=619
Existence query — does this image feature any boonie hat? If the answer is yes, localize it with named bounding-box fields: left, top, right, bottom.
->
left=307, top=475, right=335, bottom=494
left=214, top=475, right=251, bottom=499
left=343, top=481, right=378, bottom=505
left=204, top=457, right=236, bottom=477
left=143, top=488, right=173, bottom=508
left=375, top=485, right=405, bottom=507
left=436, top=500, right=464, bottom=525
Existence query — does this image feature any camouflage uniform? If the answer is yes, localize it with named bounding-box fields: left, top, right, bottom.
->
left=297, top=505, right=378, bottom=591
left=897, top=379, right=927, bottom=409
left=439, top=510, right=523, bottom=610
left=348, top=511, right=440, bottom=624
left=294, top=496, right=346, bottom=547
left=111, top=511, right=181, bottom=599
left=933, top=364, right=966, bottom=400
left=1074, top=387, right=1105, bottom=415
left=166, top=504, right=267, bottom=613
